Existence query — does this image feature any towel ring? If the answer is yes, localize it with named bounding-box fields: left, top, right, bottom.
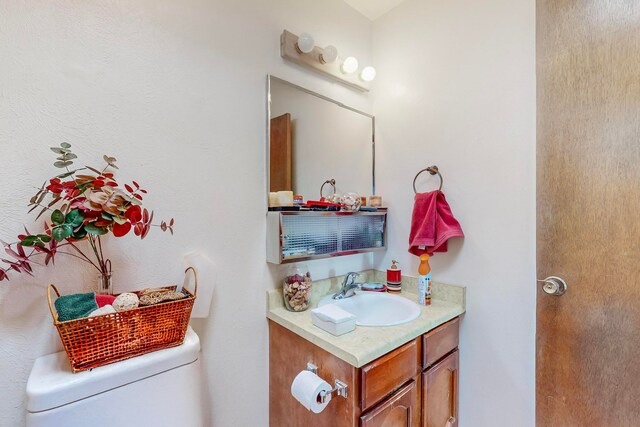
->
left=413, top=165, right=443, bottom=193
left=320, top=179, right=336, bottom=198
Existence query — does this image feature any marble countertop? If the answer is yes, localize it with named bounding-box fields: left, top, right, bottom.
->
left=267, top=270, right=466, bottom=368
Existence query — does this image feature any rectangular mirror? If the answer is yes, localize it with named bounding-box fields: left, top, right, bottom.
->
left=267, top=76, right=375, bottom=204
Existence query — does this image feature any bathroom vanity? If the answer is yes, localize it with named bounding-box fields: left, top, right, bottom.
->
left=267, top=274, right=465, bottom=427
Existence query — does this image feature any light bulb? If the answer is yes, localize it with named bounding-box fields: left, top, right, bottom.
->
left=320, top=45, right=338, bottom=64
left=360, top=66, right=376, bottom=82
left=341, top=56, right=359, bottom=74
left=296, top=33, right=315, bottom=54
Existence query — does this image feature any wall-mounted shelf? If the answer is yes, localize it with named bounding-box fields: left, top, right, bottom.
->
left=266, top=211, right=387, bottom=264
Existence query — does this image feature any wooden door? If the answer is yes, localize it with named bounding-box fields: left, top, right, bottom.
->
left=537, top=1, right=640, bottom=426
left=360, top=379, right=420, bottom=427
left=421, top=351, right=458, bottom=427
left=269, top=113, right=292, bottom=192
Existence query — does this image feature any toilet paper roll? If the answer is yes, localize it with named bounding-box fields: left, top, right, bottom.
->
left=290, top=370, right=332, bottom=414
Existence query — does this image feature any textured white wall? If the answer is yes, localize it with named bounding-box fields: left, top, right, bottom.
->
left=372, top=0, right=536, bottom=426
left=0, top=1, right=372, bottom=426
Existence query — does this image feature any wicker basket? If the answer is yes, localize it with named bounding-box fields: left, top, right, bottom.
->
left=47, top=267, right=198, bottom=373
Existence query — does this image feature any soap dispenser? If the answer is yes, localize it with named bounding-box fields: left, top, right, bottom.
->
left=386, top=260, right=401, bottom=292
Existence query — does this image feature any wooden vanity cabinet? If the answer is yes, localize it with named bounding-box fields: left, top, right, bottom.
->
left=269, top=316, right=460, bottom=427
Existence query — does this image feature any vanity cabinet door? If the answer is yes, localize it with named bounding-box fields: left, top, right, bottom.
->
left=422, top=350, right=458, bottom=427
left=360, top=379, right=420, bottom=427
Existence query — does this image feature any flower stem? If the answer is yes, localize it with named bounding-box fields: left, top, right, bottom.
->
left=65, top=241, right=102, bottom=272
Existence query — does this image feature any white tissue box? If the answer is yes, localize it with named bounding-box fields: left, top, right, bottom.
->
left=311, top=304, right=356, bottom=336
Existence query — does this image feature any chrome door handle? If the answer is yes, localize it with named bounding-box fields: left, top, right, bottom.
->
left=538, top=276, right=567, bottom=296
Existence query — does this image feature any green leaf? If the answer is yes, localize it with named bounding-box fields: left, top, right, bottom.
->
left=65, top=153, right=78, bottom=160
left=34, top=241, right=45, bottom=248
left=62, top=224, right=73, bottom=238
left=60, top=142, right=71, bottom=149
left=85, top=223, right=108, bottom=235
left=51, top=209, right=64, bottom=225
left=72, top=227, right=87, bottom=240
left=51, top=227, right=65, bottom=242
left=56, top=168, right=84, bottom=179
left=20, top=236, right=37, bottom=246
left=38, top=234, right=52, bottom=243
left=50, top=147, right=65, bottom=154
left=65, top=209, right=84, bottom=228
left=54, top=161, right=73, bottom=168
left=101, top=212, right=113, bottom=221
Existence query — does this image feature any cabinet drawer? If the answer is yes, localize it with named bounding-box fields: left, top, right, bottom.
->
left=360, top=338, right=419, bottom=411
left=422, top=317, right=459, bottom=369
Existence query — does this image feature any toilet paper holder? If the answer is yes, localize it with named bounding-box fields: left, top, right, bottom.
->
left=306, top=362, right=348, bottom=403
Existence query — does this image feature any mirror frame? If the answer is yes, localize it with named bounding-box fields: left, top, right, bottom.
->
left=266, top=75, right=376, bottom=204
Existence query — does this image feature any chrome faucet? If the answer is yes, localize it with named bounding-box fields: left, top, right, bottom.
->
left=333, top=272, right=362, bottom=300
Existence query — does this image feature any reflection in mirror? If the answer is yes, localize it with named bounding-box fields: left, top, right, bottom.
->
left=268, top=76, right=374, bottom=203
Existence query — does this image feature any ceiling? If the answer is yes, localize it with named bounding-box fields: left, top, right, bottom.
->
left=343, top=0, right=408, bottom=21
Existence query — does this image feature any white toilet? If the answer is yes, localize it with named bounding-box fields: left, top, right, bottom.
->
left=25, top=327, right=206, bottom=427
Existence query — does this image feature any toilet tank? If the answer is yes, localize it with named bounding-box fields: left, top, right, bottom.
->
left=26, top=327, right=206, bottom=427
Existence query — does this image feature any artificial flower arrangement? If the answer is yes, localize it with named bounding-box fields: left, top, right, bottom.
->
left=0, top=143, right=174, bottom=287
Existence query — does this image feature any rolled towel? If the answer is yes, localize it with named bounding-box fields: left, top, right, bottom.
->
left=89, top=304, right=116, bottom=317
left=113, top=292, right=139, bottom=311
left=54, top=292, right=98, bottom=322
left=95, top=294, right=116, bottom=308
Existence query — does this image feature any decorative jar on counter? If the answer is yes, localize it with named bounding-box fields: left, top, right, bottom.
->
left=283, top=265, right=312, bottom=312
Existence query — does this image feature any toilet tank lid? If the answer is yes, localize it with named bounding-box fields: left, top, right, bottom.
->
left=26, top=326, right=200, bottom=412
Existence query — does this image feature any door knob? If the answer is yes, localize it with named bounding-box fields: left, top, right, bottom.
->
left=538, top=276, right=567, bottom=296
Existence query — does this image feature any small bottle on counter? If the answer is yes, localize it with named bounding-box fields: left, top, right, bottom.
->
left=386, top=260, right=401, bottom=292
left=418, top=254, right=432, bottom=305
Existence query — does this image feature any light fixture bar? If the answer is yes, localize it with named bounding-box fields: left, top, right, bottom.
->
left=280, top=30, right=371, bottom=92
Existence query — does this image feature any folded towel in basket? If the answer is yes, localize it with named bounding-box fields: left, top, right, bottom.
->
left=95, top=293, right=116, bottom=308
left=54, top=292, right=98, bottom=322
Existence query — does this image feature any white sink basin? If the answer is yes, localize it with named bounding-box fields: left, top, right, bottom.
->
left=318, top=291, right=421, bottom=327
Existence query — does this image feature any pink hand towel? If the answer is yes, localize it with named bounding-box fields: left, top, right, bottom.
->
left=409, top=191, right=464, bottom=256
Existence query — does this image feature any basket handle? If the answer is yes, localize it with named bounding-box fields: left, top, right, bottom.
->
left=47, top=284, right=61, bottom=322
left=184, top=266, right=198, bottom=298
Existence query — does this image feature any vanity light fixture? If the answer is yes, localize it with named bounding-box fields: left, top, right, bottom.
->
left=360, top=66, right=376, bottom=82
left=320, top=45, right=338, bottom=64
left=341, top=56, right=359, bottom=74
left=296, top=32, right=315, bottom=54
left=280, top=30, right=371, bottom=92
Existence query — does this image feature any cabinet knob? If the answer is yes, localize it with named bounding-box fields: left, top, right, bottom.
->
left=445, top=417, right=456, bottom=427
